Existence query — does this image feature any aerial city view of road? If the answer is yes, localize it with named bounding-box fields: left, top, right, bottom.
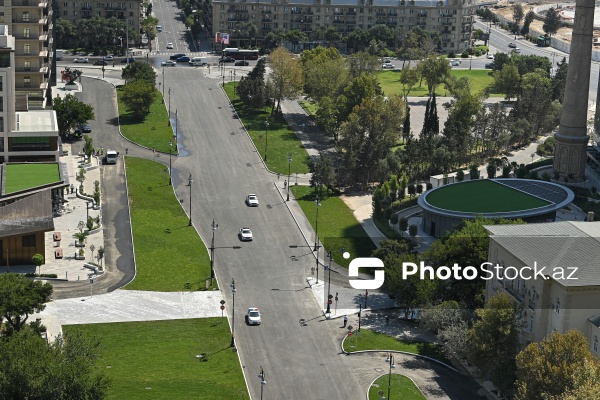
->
left=3, top=0, right=600, bottom=398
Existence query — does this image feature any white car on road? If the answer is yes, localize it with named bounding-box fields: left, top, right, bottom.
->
left=239, top=227, right=253, bottom=241
left=166, top=42, right=174, bottom=49
left=161, top=60, right=176, bottom=67
left=449, top=59, right=461, bottom=66
left=487, top=53, right=494, bottom=59
left=246, top=308, right=261, bottom=325
left=382, top=63, right=395, bottom=69
left=246, top=194, right=259, bottom=207
left=73, top=57, right=88, bottom=63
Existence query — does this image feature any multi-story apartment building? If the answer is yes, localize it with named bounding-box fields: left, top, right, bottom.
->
left=485, top=221, right=600, bottom=357
left=0, top=0, right=53, bottom=110
left=210, top=0, right=475, bottom=52
left=0, top=24, right=59, bottom=163
left=56, top=0, right=143, bottom=38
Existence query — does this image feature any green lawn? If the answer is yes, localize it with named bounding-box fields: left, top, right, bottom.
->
left=63, top=319, right=248, bottom=400
left=4, top=163, right=61, bottom=194
left=223, top=82, right=310, bottom=175
left=125, top=157, right=212, bottom=291
left=343, top=329, right=449, bottom=364
left=425, top=180, right=550, bottom=213
left=291, top=185, right=376, bottom=268
left=378, top=69, right=503, bottom=97
left=368, top=374, right=426, bottom=400
left=116, top=87, right=176, bottom=154
left=298, top=100, right=318, bottom=116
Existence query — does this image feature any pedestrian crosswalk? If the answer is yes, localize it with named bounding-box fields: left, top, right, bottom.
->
left=153, top=51, right=214, bottom=57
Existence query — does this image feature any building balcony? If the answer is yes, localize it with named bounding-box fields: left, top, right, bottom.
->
left=302, top=27, right=312, bottom=32
left=303, top=11, right=313, bottom=14
left=262, top=10, right=272, bottom=13
left=441, top=20, right=453, bottom=26
left=346, top=11, right=355, bottom=15
left=333, top=19, right=343, bottom=23
left=333, top=11, right=343, bottom=15
left=38, top=17, right=48, bottom=24
left=262, top=17, right=272, bottom=21
left=15, top=65, right=47, bottom=73
left=262, top=25, right=271, bottom=31
left=388, top=12, right=397, bottom=16
left=82, top=6, right=92, bottom=10
left=12, top=0, right=46, bottom=7
left=291, top=10, right=301, bottom=14
left=346, top=19, right=356, bottom=24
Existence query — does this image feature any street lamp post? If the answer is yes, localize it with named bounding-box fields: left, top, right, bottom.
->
left=387, top=353, right=395, bottom=400
left=326, top=250, right=333, bottom=315
left=175, top=110, right=178, bottom=143
left=168, top=141, right=172, bottom=185
left=233, top=70, right=236, bottom=99
left=314, top=196, right=321, bottom=284
left=187, top=173, right=193, bottom=226
left=168, top=87, right=171, bottom=126
left=286, top=153, right=292, bottom=201
left=264, top=120, right=269, bottom=162
left=162, top=67, right=165, bottom=103
left=230, top=279, right=236, bottom=347
left=6, top=249, right=9, bottom=273
left=259, top=367, right=267, bottom=400
left=209, top=219, right=218, bottom=285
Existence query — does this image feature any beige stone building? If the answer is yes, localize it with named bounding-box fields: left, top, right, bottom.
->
left=0, top=0, right=53, bottom=110
left=210, top=0, right=476, bottom=52
left=0, top=24, right=59, bottom=162
left=55, top=0, right=143, bottom=37
left=485, top=221, right=600, bottom=357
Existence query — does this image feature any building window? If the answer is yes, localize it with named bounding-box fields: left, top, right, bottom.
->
left=24, top=77, right=31, bottom=88
left=23, top=28, right=30, bottom=39
left=0, top=117, right=3, bottom=131
left=0, top=53, right=9, bottom=69
left=555, top=299, right=560, bottom=314
left=23, top=44, right=30, bottom=55
left=0, top=76, right=3, bottom=91
left=63, top=10, right=68, bottom=15
left=594, top=336, right=598, bottom=352
left=0, top=11, right=4, bottom=23
left=22, top=234, right=36, bottom=247
left=22, top=12, right=29, bottom=22
left=24, top=60, right=31, bottom=71
left=129, top=12, right=133, bottom=17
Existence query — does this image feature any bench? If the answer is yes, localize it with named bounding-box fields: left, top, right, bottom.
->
left=83, top=263, right=98, bottom=273
left=54, top=248, right=63, bottom=259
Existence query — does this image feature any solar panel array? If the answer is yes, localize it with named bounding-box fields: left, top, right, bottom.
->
left=497, top=180, right=568, bottom=204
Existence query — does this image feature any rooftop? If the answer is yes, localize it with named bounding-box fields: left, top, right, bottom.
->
left=14, top=110, right=58, bottom=133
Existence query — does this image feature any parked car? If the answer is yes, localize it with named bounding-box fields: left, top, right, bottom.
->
left=121, top=57, right=136, bottom=63
left=177, top=56, right=190, bottom=63
left=486, top=53, right=494, bottom=59
left=449, top=59, right=461, bottom=66
left=382, top=63, right=395, bottom=69
left=161, top=60, right=177, bottom=67
left=508, top=42, right=517, bottom=48
left=73, top=57, right=88, bottom=63
left=219, top=56, right=235, bottom=63
left=166, top=42, right=174, bottom=49
left=513, top=47, right=521, bottom=53
left=234, top=60, right=249, bottom=66
left=170, top=53, right=186, bottom=60
left=103, top=55, right=114, bottom=61
left=485, top=62, right=495, bottom=69
left=80, top=123, right=92, bottom=133
left=94, top=60, right=108, bottom=65
left=156, top=25, right=162, bottom=32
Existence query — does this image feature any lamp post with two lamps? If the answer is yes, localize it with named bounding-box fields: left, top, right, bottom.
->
left=325, top=247, right=346, bottom=316
left=168, top=87, right=171, bottom=126
left=168, top=141, right=172, bottom=185
left=286, top=153, right=292, bottom=201
left=187, top=173, right=193, bottom=226
left=259, top=367, right=267, bottom=400
left=162, top=67, right=165, bottom=103
left=230, top=279, right=237, bottom=348
left=314, top=195, right=321, bottom=283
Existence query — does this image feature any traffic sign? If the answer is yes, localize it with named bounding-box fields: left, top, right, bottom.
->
left=348, top=331, right=353, bottom=336
left=220, top=300, right=226, bottom=305
left=328, top=300, right=332, bottom=304
left=220, top=305, right=225, bottom=311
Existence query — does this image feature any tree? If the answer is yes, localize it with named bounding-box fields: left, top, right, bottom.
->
left=121, top=62, right=156, bottom=86
left=0, top=274, right=52, bottom=334
left=398, top=217, right=408, bottom=237
left=97, top=246, right=105, bottom=268
left=267, top=47, right=303, bottom=114
left=324, top=27, right=341, bottom=47
left=418, top=56, right=451, bottom=95
left=493, top=63, right=521, bottom=100
left=408, top=224, right=418, bottom=240
left=83, top=135, right=94, bottom=162
left=32, top=254, right=44, bottom=275
left=543, top=8, right=562, bottom=37
left=53, top=94, right=95, bottom=136
left=120, top=81, right=156, bottom=119
left=513, top=4, right=524, bottom=27
left=552, top=58, right=568, bottom=102
left=315, top=97, right=341, bottom=142
left=340, top=74, right=380, bottom=121
left=285, top=29, right=307, bottom=52
left=141, top=16, right=158, bottom=52
left=399, top=67, right=419, bottom=101
left=300, top=47, right=348, bottom=102
left=515, top=330, right=600, bottom=400
left=468, top=292, right=523, bottom=394
left=0, top=327, right=110, bottom=399
left=310, top=153, right=337, bottom=193
left=346, top=51, right=381, bottom=78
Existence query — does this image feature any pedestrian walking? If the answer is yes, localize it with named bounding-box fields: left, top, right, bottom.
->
left=70, top=184, right=74, bottom=194
left=284, top=180, right=287, bottom=189
left=343, top=315, right=348, bottom=328
left=386, top=315, right=390, bottom=326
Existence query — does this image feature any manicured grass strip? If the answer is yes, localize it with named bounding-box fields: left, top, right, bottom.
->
left=299, top=100, right=318, bottom=117
left=291, top=185, right=376, bottom=268
left=425, top=180, right=550, bottom=213
left=116, top=87, right=176, bottom=153
left=378, top=69, right=503, bottom=98
left=125, top=157, right=212, bottom=291
left=343, top=329, right=449, bottom=364
left=64, top=319, right=248, bottom=400
left=369, top=374, right=426, bottom=400
left=223, top=82, right=311, bottom=175
left=5, top=163, right=60, bottom=194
